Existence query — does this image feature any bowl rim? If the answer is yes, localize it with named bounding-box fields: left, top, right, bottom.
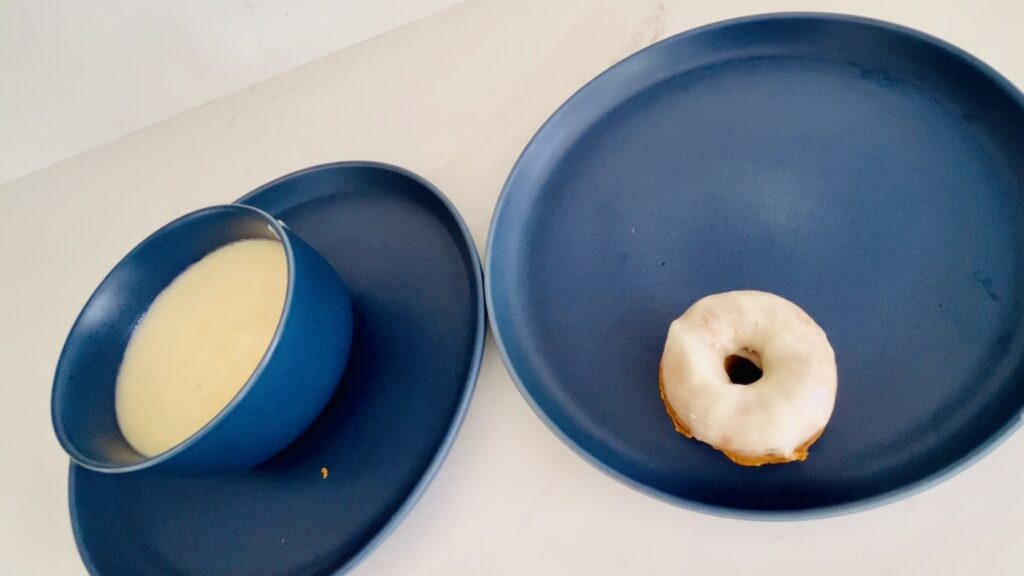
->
left=69, top=160, right=488, bottom=576
left=51, top=203, right=297, bottom=473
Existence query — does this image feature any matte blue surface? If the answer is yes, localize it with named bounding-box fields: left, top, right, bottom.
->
left=52, top=204, right=353, bottom=473
left=487, top=14, right=1024, bottom=517
left=70, top=162, right=484, bottom=574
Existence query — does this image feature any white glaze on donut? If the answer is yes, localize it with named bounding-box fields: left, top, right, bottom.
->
left=660, top=291, right=837, bottom=461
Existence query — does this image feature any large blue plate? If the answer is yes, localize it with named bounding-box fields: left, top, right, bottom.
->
left=71, top=162, right=485, bottom=573
left=487, top=14, right=1024, bottom=517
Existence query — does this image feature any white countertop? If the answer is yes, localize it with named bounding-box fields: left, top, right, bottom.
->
left=0, top=0, right=465, bottom=184
left=2, top=0, right=1022, bottom=574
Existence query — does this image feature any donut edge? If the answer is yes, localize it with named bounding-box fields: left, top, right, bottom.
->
left=658, top=363, right=824, bottom=467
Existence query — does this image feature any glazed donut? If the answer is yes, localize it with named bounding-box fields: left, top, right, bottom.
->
left=659, top=291, right=837, bottom=466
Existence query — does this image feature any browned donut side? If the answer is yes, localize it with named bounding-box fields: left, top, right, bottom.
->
left=659, top=362, right=824, bottom=467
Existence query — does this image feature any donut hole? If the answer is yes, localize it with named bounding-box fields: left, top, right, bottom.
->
left=724, top=354, right=762, bottom=385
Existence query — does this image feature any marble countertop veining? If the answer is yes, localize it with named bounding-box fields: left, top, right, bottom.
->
left=1, top=0, right=1022, bottom=574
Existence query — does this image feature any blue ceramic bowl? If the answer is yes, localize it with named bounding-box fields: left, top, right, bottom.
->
left=52, top=204, right=353, bottom=474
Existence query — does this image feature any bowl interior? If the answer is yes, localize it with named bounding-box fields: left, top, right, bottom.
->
left=53, top=206, right=283, bottom=470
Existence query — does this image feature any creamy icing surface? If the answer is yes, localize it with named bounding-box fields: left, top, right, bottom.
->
left=660, top=290, right=837, bottom=459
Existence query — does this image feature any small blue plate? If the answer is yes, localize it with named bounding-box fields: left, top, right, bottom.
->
left=70, top=162, right=484, bottom=573
left=487, top=13, right=1024, bottom=517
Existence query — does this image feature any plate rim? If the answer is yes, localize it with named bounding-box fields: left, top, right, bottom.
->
left=484, top=12, right=1024, bottom=519
left=69, top=160, right=486, bottom=573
